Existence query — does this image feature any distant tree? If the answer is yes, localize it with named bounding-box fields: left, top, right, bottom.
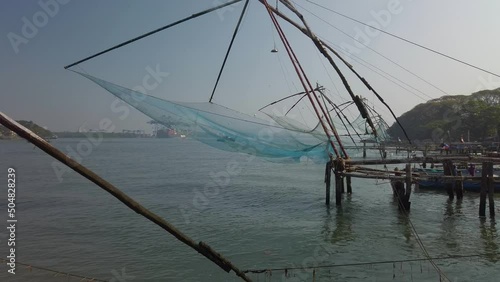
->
left=388, top=88, right=500, bottom=142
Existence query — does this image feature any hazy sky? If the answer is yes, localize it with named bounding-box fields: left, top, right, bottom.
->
left=1, top=0, right=500, bottom=133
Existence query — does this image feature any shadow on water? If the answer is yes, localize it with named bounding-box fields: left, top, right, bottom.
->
left=479, top=217, right=499, bottom=263
left=321, top=195, right=355, bottom=245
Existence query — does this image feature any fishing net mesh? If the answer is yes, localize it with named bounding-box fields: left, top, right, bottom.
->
left=78, top=72, right=389, bottom=163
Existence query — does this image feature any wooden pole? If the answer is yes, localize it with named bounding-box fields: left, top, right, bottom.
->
left=346, top=176, right=352, bottom=194
left=443, top=160, right=454, bottom=200
left=455, top=170, right=464, bottom=200
left=479, top=162, right=488, bottom=217
left=64, top=0, right=243, bottom=69
left=0, top=112, right=252, bottom=282
left=487, top=162, right=495, bottom=217
left=404, top=163, right=412, bottom=211
left=335, top=173, right=342, bottom=206
left=325, top=161, right=332, bottom=206
left=333, top=158, right=344, bottom=206
left=341, top=176, right=345, bottom=193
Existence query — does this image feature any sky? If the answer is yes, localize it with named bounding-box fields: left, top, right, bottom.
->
left=1, top=0, right=500, bottom=133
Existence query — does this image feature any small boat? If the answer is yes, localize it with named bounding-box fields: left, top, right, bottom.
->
left=414, top=167, right=500, bottom=192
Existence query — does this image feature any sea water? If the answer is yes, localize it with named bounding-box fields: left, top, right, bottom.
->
left=0, top=138, right=498, bottom=281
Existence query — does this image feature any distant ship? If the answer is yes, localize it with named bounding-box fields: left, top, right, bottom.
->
left=156, top=128, right=177, bottom=138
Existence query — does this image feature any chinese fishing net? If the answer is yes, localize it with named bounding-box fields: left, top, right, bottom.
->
left=78, top=72, right=389, bottom=163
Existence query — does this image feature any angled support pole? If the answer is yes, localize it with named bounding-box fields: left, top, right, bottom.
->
left=0, top=112, right=252, bottom=282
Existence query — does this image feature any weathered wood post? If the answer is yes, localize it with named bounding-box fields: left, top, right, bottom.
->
left=334, top=157, right=345, bottom=206
left=341, top=175, right=345, bottom=194
left=403, top=163, right=412, bottom=211
left=335, top=172, right=342, bottom=206
left=455, top=170, right=464, bottom=200
left=392, top=168, right=404, bottom=198
left=346, top=176, right=352, bottom=194
left=443, top=160, right=454, bottom=200
left=479, top=162, right=488, bottom=217
left=324, top=159, right=332, bottom=206
left=487, top=162, right=495, bottom=217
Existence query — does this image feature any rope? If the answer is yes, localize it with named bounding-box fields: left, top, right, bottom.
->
left=320, top=37, right=431, bottom=101
left=262, top=0, right=344, bottom=158
left=293, top=0, right=447, bottom=97
left=243, top=252, right=499, bottom=274
left=305, top=0, right=500, bottom=79
left=0, top=259, right=108, bottom=282
left=64, top=0, right=243, bottom=69
left=270, top=0, right=382, bottom=146
left=209, top=0, right=250, bottom=103
left=318, top=88, right=358, bottom=145
left=392, top=173, right=451, bottom=281
left=272, top=0, right=351, bottom=158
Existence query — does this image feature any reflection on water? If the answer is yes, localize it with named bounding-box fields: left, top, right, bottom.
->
left=322, top=195, right=355, bottom=245
left=440, top=199, right=464, bottom=250
left=480, top=218, right=499, bottom=263
left=397, top=212, right=413, bottom=245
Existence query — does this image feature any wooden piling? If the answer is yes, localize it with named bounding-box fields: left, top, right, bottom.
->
left=341, top=176, right=345, bottom=194
left=403, top=163, right=412, bottom=211
left=479, top=162, right=488, bottom=217
left=333, top=157, right=345, bottom=206
left=487, top=162, right=495, bottom=217
left=335, top=173, right=342, bottom=205
left=455, top=170, right=464, bottom=200
left=324, top=161, right=332, bottom=206
left=346, top=176, right=352, bottom=194
left=443, top=160, right=454, bottom=200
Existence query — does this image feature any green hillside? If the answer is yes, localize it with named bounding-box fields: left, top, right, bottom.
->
left=387, top=88, right=500, bottom=143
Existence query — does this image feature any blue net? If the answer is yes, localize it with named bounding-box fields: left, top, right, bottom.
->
left=78, top=72, right=389, bottom=163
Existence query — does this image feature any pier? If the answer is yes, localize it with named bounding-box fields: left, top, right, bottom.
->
left=324, top=148, right=497, bottom=218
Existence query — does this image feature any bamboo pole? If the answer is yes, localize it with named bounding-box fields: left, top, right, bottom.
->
left=0, top=112, right=252, bottom=282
